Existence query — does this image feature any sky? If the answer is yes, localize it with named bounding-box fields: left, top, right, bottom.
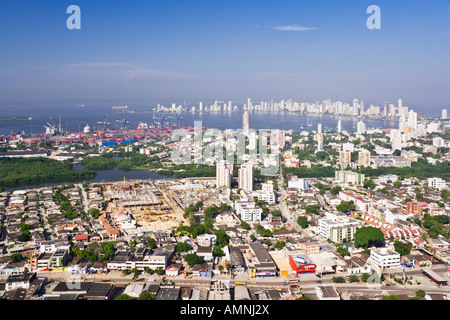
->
left=0, top=0, right=449, bottom=111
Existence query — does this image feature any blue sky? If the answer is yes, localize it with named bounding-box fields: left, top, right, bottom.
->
left=0, top=0, right=449, bottom=110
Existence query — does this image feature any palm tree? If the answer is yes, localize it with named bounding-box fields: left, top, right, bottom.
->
left=218, top=265, right=224, bottom=274
left=226, top=263, right=232, bottom=278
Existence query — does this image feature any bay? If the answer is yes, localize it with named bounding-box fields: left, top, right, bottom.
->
left=0, top=102, right=399, bottom=135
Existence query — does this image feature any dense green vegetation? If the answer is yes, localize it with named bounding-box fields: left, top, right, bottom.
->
left=393, top=240, right=413, bottom=256
left=81, top=157, right=117, bottom=171
left=422, top=213, right=450, bottom=239
left=88, top=150, right=217, bottom=179
left=354, top=226, right=385, bottom=248
left=297, top=216, right=310, bottom=228
left=175, top=242, right=192, bottom=252
left=336, top=200, right=356, bottom=214
left=71, top=241, right=116, bottom=263
left=177, top=202, right=231, bottom=238
left=173, top=164, right=216, bottom=179
left=0, top=158, right=95, bottom=187
left=282, top=165, right=335, bottom=179
left=184, top=253, right=205, bottom=267
left=53, top=186, right=78, bottom=220
left=359, top=160, right=450, bottom=181
left=256, top=224, right=273, bottom=237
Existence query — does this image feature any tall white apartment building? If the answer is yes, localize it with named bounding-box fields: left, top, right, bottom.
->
left=432, top=137, right=445, bottom=148
left=356, top=120, right=366, bottom=134
left=407, top=110, right=418, bottom=130
left=342, top=142, right=354, bottom=152
left=238, top=162, right=253, bottom=192
left=390, top=129, right=402, bottom=151
left=358, top=150, right=371, bottom=167
left=442, top=108, right=447, bottom=119
left=242, top=111, right=250, bottom=134
left=216, top=160, right=233, bottom=189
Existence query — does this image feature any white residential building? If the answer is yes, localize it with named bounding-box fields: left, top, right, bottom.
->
left=427, top=177, right=446, bottom=190
left=357, top=120, right=366, bottom=134
left=335, top=170, right=365, bottom=185
left=251, top=190, right=276, bottom=204
left=288, top=176, right=310, bottom=190
left=377, top=175, right=398, bottom=184
left=318, top=212, right=361, bottom=243
left=368, top=247, right=400, bottom=269
left=261, top=181, right=274, bottom=193
left=238, top=162, right=253, bottom=192
left=432, top=137, right=445, bottom=148
left=216, top=160, right=233, bottom=189
left=390, top=129, right=402, bottom=151
left=234, top=199, right=263, bottom=222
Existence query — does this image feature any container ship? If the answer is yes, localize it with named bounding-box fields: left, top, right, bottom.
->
left=112, top=105, right=128, bottom=110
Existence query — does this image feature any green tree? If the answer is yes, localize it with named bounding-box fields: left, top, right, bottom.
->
left=415, top=290, right=426, bottom=298
left=354, top=226, right=385, bottom=248
left=147, top=238, right=156, bottom=249
left=115, top=294, right=132, bottom=300
left=154, top=267, right=164, bottom=275
left=297, top=216, right=310, bottom=229
left=332, top=276, right=346, bottom=283
left=88, top=208, right=101, bottom=219
left=175, top=242, right=192, bottom=252
left=330, top=185, right=342, bottom=196
left=184, top=253, right=204, bottom=267
left=18, top=231, right=31, bottom=242
left=336, top=200, right=356, bottom=214
left=349, top=275, right=360, bottom=283
left=394, top=240, right=413, bottom=256
left=240, top=220, right=250, bottom=230
left=382, top=295, right=399, bottom=300
left=213, top=246, right=224, bottom=256
left=393, top=181, right=403, bottom=188
left=273, top=241, right=286, bottom=250
left=336, top=246, right=350, bottom=257
left=214, top=229, right=230, bottom=247
left=363, top=179, right=376, bottom=190
left=138, top=292, right=155, bottom=300
left=9, top=253, right=23, bottom=263
left=305, top=205, right=320, bottom=214
left=440, top=189, right=450, bottom=199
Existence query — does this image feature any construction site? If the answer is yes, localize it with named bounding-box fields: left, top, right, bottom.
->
left=100, top=179, right=189, bottom=233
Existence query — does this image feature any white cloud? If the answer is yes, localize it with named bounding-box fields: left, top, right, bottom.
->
left=273, top=24, right=318, bottom=32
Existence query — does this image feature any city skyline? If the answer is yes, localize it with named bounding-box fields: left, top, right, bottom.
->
left=0, top=0, right=449, bottom=111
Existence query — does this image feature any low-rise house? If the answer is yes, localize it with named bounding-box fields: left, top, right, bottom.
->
left=196, top=246, right=214, bottom=262
left=123, top=283, right=146, bottom=298
left=315, top=285, right=340, bottom=300
left=5, top=272, right=36, bottom=291
left=191, top=264, right=212, bottom=278
left=345, top=256, right=372, bottom=275
left=165, top=263, right=182, bottom=277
